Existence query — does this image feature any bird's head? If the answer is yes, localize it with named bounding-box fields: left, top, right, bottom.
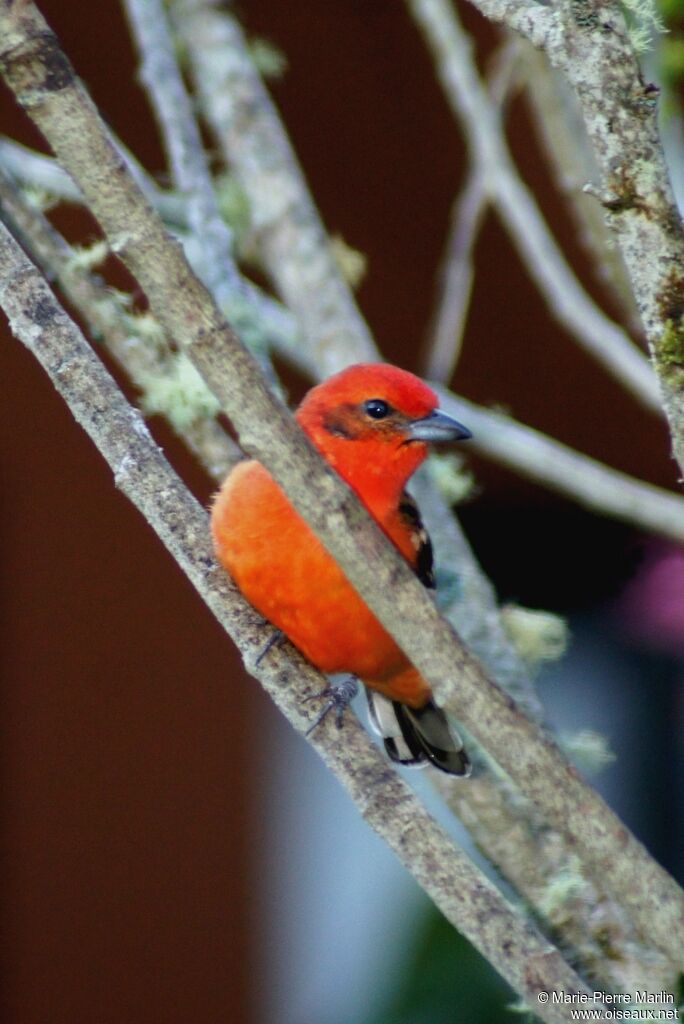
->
left=296, top=363, right=471, bottom=500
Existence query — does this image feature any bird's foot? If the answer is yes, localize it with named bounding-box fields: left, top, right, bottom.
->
left=255, top=628, right=285, bottom=667
left=304, top=677, right=359, bottom=735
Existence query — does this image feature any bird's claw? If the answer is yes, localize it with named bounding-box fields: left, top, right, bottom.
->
left=304, top=677, right=359, bottom=735
left=255, top=628, right=285, bottom=667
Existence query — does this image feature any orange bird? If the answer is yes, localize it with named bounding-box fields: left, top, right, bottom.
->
left=211, top=363, right=472, bottom=775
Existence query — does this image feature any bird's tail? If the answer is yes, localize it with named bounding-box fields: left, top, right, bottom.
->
left=366, top=690, right=471, bottom=777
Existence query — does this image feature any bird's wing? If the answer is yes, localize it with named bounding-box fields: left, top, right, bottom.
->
left=366, top=690, right=471, bottom=776
left=397, top=490, right=435, bottom=590
left=368, top=492, right=470, bottom=776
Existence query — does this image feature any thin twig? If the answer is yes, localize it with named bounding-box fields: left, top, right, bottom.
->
left=171, top=0, right=377, bottom=375
left=0, top=134, right=188, bottom=224
left=407, top=0, right=662, bottom=414
left=459, top=0, right=684, bottom=475
left=124, top=0, right=240, bottom=297
left=424, top=37, right=522, bottom=382
left=0, top=136, right=310, bottom=380
left=436, top=388, right=684, bottom=544
left=122, top=0, right=307, bottom=390
left=425, top=166, right=488, bottom=382
left=0, top=164, right=240, bottom=481
left=0, top=216, right=599, bottom=1023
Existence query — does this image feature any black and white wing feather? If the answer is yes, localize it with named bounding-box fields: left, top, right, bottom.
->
left=366, top=490, right=471, bottom=777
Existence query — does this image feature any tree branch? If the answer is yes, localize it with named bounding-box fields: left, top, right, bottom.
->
left=0, top=164, right=240, bottom=481
left=519, top=44, right=642, bottom=334
left=424, top=37, right=522, bottom=382
left=436, top=389, right=684, bottom=544
left=0, top=215, right=599, bottom=1023
left=1, top=0, right=681, bottom=969
left=407, top=0, right=662, bottom=414
left=0, top=136, right=309, bottom=383
left=433, top=769, right=677, bottom=995
left=170, top=0, right=377, bottom=375
left=459, top=0, right=684, bottom=474
left=0, top=134, right=188, bottom=224
left=121, top=0, right=307, bottom=391
left=424, top=165, right=486, bottom=380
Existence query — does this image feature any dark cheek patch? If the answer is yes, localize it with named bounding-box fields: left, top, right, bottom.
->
left=322, top=403, right=411, bottom=441
left=322, top=404, right=363, bottom=439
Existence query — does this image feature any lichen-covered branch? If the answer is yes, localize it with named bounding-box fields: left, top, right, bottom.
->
left=458, top=0, right=684, bottom=474
left=407, top=0, right=662, bottom=414
left=0, top=216, right=598, bottom=1023
left=122, top=0, right=306, bottom=391
left=0, top=165, right=240, bottom=481
left=1, top=0, right=681, bottom=971
left=433, top=769, right=677, bottom=995
left=519, top=45, right=641, bottom=334
left=170, top=0, right=377, bottom=375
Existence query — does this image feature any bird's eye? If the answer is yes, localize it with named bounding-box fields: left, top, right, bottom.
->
left=364, top=399, right=390, bottom=420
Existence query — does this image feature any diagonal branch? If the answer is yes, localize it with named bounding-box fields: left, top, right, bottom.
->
left=407, top=0, right=662, bottom=414
left=0, top=216, right=597, bottom=1023
left=1, top=0, right=681, bottom=968
left=519, top=45, right=642, bottom=334
left=424, top=38, right=522, bottom=382
left=0, top=164, right=240, bottom=481
left=170, top=0, right=377, bottom=375
left=425, top=162, right=488, bottom=382
left=121, top=0, right=306, bottom=390
left=436, top=389, right=684, bottom=544
left=458, top=0, right=684, bottom=475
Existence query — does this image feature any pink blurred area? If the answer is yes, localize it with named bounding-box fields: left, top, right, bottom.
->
left=616, top=543, right=684, bottom=655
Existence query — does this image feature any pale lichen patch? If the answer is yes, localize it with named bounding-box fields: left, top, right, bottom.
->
left=654, top=316, right=684, bottom=386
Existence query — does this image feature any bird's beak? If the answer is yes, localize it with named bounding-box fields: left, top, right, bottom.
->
left=407, top=408, right=472, bottom=443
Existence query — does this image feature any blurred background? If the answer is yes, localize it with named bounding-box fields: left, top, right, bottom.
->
left=2, top=1, right=683, bottom=1022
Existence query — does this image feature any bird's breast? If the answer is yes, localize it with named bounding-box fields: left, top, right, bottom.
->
left=211, top=460, right=411, bottom=680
